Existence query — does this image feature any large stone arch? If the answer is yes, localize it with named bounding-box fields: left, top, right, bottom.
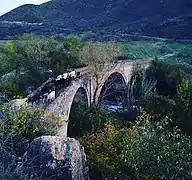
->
left=96, top=71, right=127, bottom=104
left=67, top=86, right=89, bottom=119
left=46, top=78, right=90, bottom=121
left=67, top=87, right=90, bottom=138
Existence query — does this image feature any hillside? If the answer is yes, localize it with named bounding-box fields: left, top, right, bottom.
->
left=0, top=0, right=191, bottom=39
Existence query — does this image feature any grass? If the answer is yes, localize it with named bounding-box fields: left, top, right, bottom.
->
left=122, top=41, right=164, bottom=60
left=121, top=40, right=192, bottom=63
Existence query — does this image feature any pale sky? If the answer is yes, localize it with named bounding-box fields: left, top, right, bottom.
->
left=0, top=0, right=50, bottom=16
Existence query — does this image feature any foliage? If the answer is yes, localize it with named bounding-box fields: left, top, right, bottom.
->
left=0, top=160, right=31, bottom=180
left=80, top=109, right=192, bottom=180
left=0, top=42, right=24, bottom=77
left=142, top=93, right=175, bottom=119
left=0, top=105, right=62, bottom=155
left=165, top=43, right=192, bottom=64
left=122, top=41, right=192, bottom=64
left=173, top=79, right=192, bottom=134
left=79, top=42, right=121, bottom=103
left=80, top=42, right=121, bottom=66
left=15, top=34, right=57, bottom=86
left=123, top=62, right=156, bottom=110
left=50, top=35, right=84, bottom=75
left=0, top=144, right=44, bottom=180
left=68, top=104, right=118, bottom=138
left=79, top=121, right=128, bottom=179
left=146, top=60, right=192, bottom=97
left=0, top=80, right=26, bottom=100
left=122, top=41, right=163, bottom=60
left=124, top=112, right=192, bottom=180
left=0, top=34, right=84, bottom=97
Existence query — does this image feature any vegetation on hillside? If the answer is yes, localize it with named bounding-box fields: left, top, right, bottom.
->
left=0, top=0, right=191, bottom=40
left=79, top=111, right=192, bottom=180
left=0, top=34, right=192, bottom=179
left=122, top=41, right=192, bottom=63
left=0, top=34, right=85, bottom=101
left=0, top=105, right=62, bottom=155
left=76, top=61, right=192, bottom=179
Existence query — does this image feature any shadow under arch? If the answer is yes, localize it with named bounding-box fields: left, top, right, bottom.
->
left=98, top=72, right=127, bottom=106
left=67, top=87, right=89, bottom=138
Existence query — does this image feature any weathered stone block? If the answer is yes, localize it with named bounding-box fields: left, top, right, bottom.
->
left=22, top=136, right=89, bottom=180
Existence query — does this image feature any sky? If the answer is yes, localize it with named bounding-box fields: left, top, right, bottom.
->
left=0, top=0, right=50, bottom=16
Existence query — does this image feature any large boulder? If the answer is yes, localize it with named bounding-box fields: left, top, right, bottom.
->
left=0, top=146, right=18, bottom=169
left=0, top=146, right=21, bottom=180
left=21, top=136, right=89, bottom=180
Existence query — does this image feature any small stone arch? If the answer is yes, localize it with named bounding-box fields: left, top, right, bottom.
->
left=45, top=80, right=90, bottom=138
left=46, top=78, right=90, bottom=121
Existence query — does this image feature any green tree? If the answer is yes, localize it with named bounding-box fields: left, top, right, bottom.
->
left=0, top=80, right=26, bottom=100
left=16, top=34, right=57, bottom=87
left=146, top=60, right=192, bottom=97
left=80, top=110, right=192, bottom=180
left=50, top=35, right=83, bottom=75
left=0, top=42, right=24, bottom=76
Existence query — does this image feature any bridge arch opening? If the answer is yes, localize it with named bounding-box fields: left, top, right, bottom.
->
left=67, top=87, right=89, bottom=138
left=98, top=72, right=127, bottom=111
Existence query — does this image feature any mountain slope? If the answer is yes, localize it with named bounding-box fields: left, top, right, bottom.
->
left=0, top=0, right=191, bottom=39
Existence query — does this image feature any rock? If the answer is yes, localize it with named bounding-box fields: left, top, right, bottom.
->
left=22, top=136, right=89, bottom=180
left=9, top=98, right=28, bottom=112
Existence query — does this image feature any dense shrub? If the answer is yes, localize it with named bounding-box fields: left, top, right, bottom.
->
left=124, top=111, right=192, bottom=180
left=50, top=35, right=84, bottom=75
left=146, top=60, right=192, bottom=97
left=0, top=160, right=31, bottom=180
left=68, top=104, right=118, bottom=138
left=0, top=105, right=62, bottom=155
left=174, top=79, right=192, bottom=134
left=142, top=93, right=175, bottom=119
left=80, top=109, right=192, bottom=180
left=0, top=80, right=26, bottom=100
left=0, top=42, right=24, bottom=77
left=0, top=146, right=44, bottom=180
left=79, top=120, right=130, bottom=179
left=0, top=34, right=85, bottom=97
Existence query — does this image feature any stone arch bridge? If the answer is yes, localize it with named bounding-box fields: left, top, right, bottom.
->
left=33, top=60, right=150, bottom=137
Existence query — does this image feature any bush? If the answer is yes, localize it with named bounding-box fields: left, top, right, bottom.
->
left=68, top=104, right=118, bottom=138
left=174, top=79, right=192, bottom=134
left=0, top=105, right=62, bottom=155
left=142, top=93, right=175, bottom=119
left=146, top=60, right=192, bottom=97
left=80, top=109, right=192, bottom=180
left=0, top=80, right=26, bottom=100
left=79, top=120, right=131, bottom=179
left=50, top=35, right=84, bottom=75
left=124, top=111, right=192, bottom=180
